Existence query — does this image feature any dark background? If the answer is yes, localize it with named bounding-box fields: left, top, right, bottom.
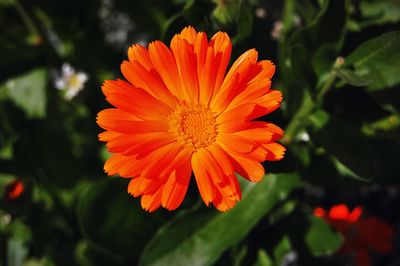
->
left=0, top=0, right=399, bottom=265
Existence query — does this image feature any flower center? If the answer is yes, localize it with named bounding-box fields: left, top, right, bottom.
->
left=67, top=74, right=81, bottom=89
left=168, top=103, right=218, bottom=150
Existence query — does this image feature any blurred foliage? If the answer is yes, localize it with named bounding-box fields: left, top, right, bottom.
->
left=0, top=0, right=399, bottom=265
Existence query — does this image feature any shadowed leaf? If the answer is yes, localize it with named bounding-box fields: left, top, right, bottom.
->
left=139, top=173, right=302, bottom=266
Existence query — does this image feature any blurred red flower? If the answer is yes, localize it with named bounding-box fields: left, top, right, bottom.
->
left=5, top=179, right=25, bottom=200
left=314, top=204, right=394, bottom=266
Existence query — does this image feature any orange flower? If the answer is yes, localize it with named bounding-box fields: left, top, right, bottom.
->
left=97, top=26, right=285, bottom=212
left=6, top=179, right=25, bottom=200
left=314, top=204, right=394, bottom=266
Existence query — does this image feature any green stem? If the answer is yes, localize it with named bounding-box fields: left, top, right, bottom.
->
left=13, top=0, right=40, bottom=38
left=283, top=101, right=314, bottom=144
left=278, top=0, right=295, bottom=79
left=282, top=69, right=337, bottom=144
left=316, top=70, right=337, bottom=104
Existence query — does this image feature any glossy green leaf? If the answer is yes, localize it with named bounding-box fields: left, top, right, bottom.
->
left=308, top=110, right=376, bottom=180
left=345, top=31, right=400, bottom=90
left=2, top=68, right=47, bottom=119
left=305, top=217, right=342, bottom=256
left=139, top=173, right=302, bottom=266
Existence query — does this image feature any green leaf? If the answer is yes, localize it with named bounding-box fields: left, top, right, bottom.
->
left=287, top=0, right=348, bottom=76
left=6, top=219, right=31, bottom=266
left=139, top=173, right=302, bottom=266
left=362, top=114, right=400, bottom=137
left=7, top=238, right=29, bottom=266
left=159, top=0, right=195, bottom=41
left=23, top=257, right=56, bottom=266
left=0, top=0, right=15, bottom=6
left=2, top=68, right=47, bottom=119
left=360, top=0, right=400, bottom=27
left=233, top=2, right=254, bottom=43
left=280, top=0, right=296, bottom=46
left=294, top=0, right=319, bottom=25
left=212, top=0, right=240, bottom=25
left=345, top=31, right=400, bottom=90
left=282, top=0, right=347, bottom=129
left=76, top=179, right=168, bottom=264
left=231, top=243, right=248, bottom=266
left=273, top=236, right=292, bottom=266
left=99, top=146, right=112, bottom=163
left=74, top=241, right=93, bottom=266
left=308, top=110, right=376, bottom=180
left=268, top=200, right=297, bottom=224
left=335, top=68, right=371, bottom=87
left=253, top=250, right=272, bottom=266
left=305, top=217, right=342, bottom=256
left=285, top=45, right=317, bottom=115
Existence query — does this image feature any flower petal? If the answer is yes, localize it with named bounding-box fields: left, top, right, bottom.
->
left=217, top=133, right=256, bottom=153
left=128, top=44, right=153, bottom=70
left=233, top=122, right=284, bottom=143
left=261, top=142, right=286, bottom=161
left=98, top=131, right=122, bottom=142
left=141, top=186, right=163, bottom=212
left=170, top=37, right=199, bottom=102
left=102, top=79, right=172, bottom=118
left=226, top=60, right=274, bottom=111
left=120, top=61, right=177, bottom=107
left=191, top=150, right=216, bottom=205
left=106, top=132, right=176, bottom=157
left=148, top=41, right=185, bottom=100
left=161, top=161, right=192, bottom=210
left=97, top=109, right=168, bottom=134
left=177, top=26, right=197, bottom=44
left=329, top=204, right=350, bottom=220
left=248, top=90, right=283, bottom=120
left=128, top=177, right=162, bottom=197
left=209, top=31, right=232, bottom=93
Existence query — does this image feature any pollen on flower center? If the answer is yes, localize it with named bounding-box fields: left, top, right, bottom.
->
left=168, top=103, right=218, bottom=150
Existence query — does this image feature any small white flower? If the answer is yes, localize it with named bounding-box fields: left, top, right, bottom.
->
left=54, top=63, right=88, bottom=100
left=0, top=213, right=11, bottom=226
left=298, top=131, right=310, bottom=142
left=271, top=20, right=283, bottom=40
left=255, top=7, right=267, bottom=19
left=293, top=14, right=301, bottom=27
left=271, top=15, right=301, bottom=41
